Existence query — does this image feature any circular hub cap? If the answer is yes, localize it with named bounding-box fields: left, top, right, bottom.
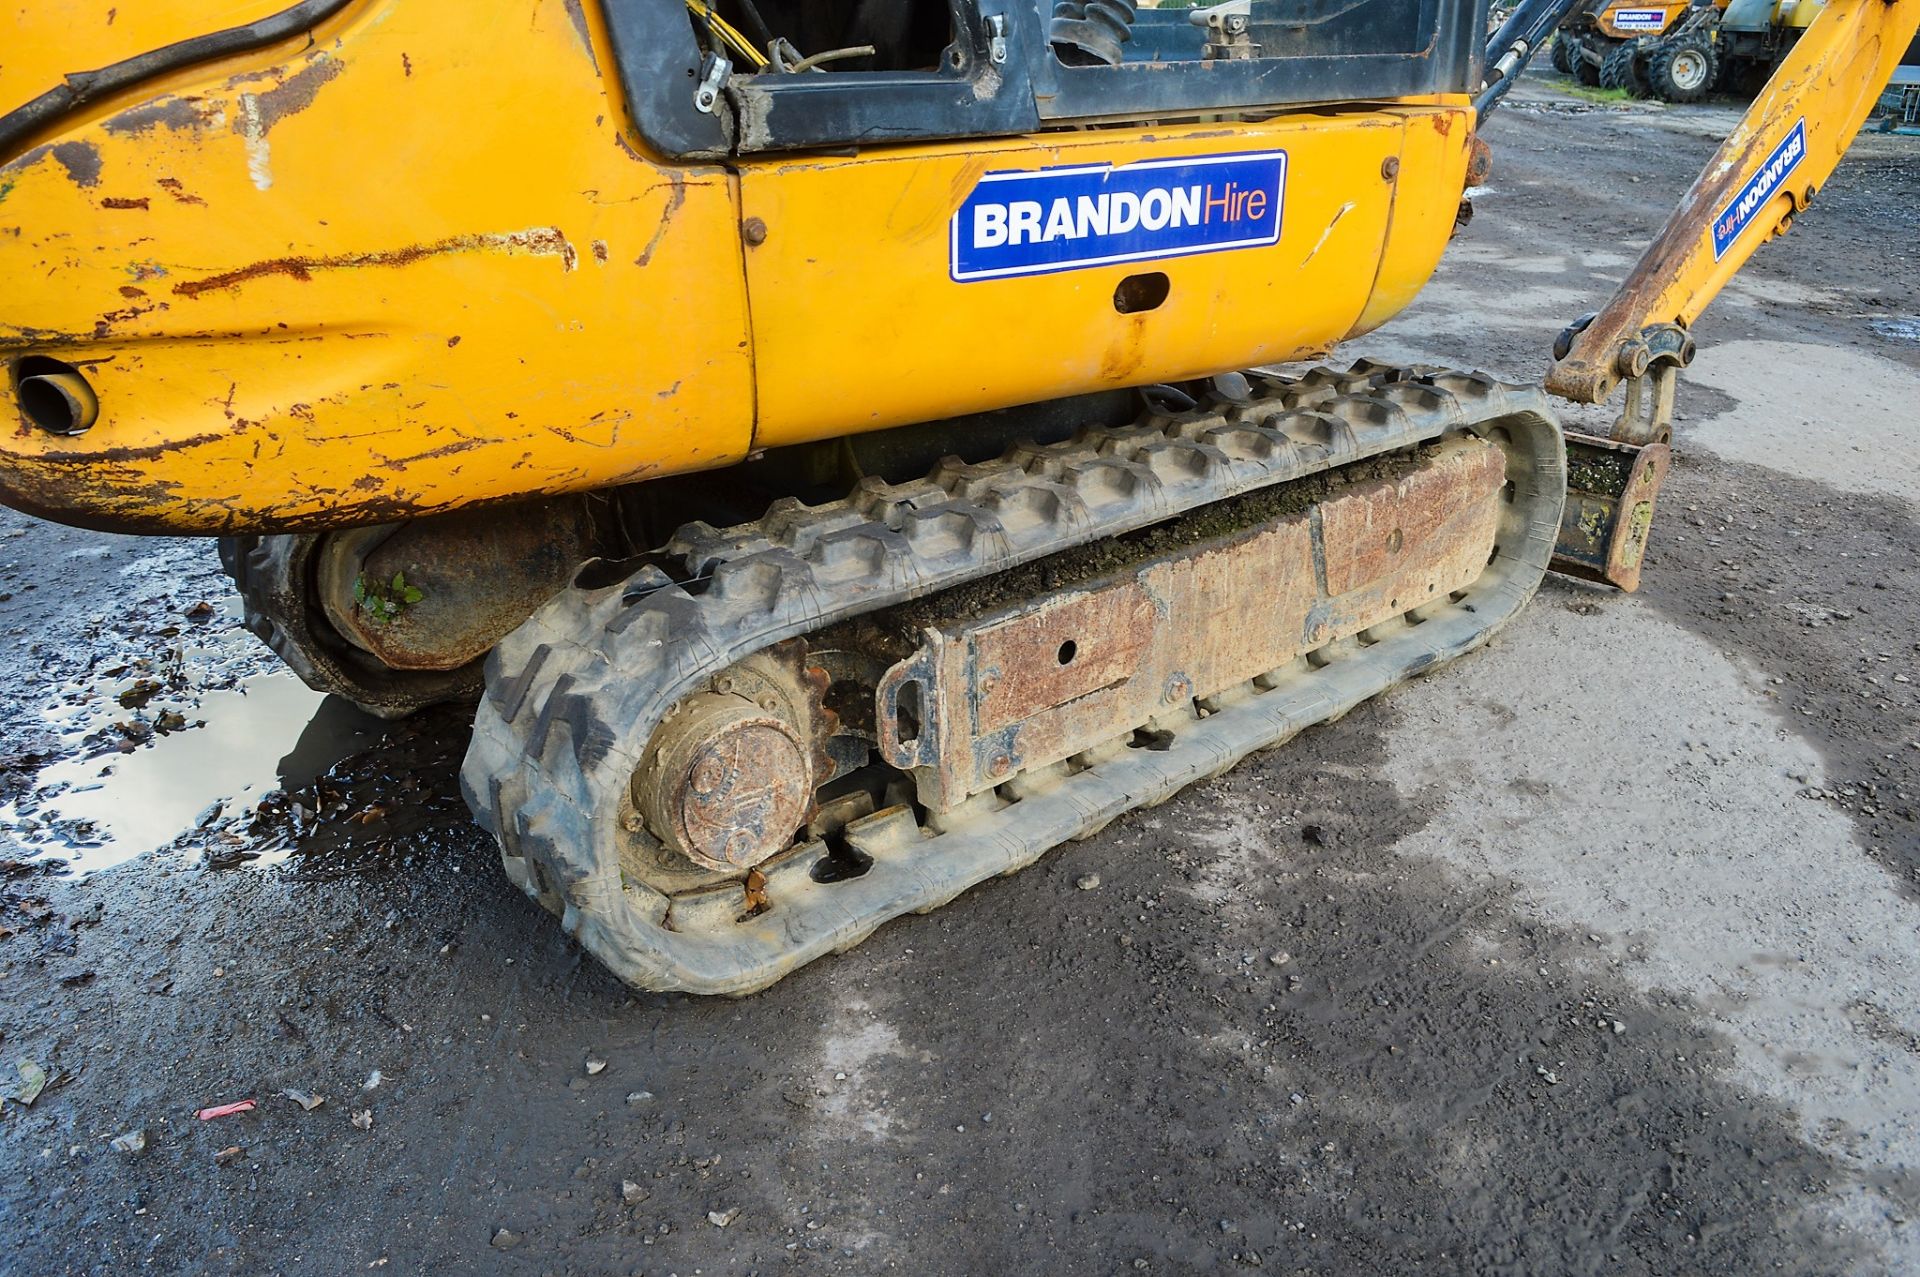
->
left=1672, top=50, right=1707, bottom=90
left=634, top=692, right=813, bottom=872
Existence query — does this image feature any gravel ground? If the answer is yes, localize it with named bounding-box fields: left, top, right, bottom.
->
left=2, top=73, right=1918, bottom=1276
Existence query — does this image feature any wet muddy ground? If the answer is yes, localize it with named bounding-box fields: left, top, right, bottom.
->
left=4, top=73, right=1920, bottom=1276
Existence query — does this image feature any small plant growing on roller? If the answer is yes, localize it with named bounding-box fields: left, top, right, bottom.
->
left=353, top=572, right=424, bottom=625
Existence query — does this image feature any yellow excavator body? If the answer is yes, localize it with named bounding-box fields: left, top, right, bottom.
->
left=0, top=1, right=1470, bottom=533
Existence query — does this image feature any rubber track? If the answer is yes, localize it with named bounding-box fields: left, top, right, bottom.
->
left=460, top=363, right=1568, bottom=994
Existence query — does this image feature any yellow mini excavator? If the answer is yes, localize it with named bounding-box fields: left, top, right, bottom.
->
left=2, top=0, right=1913, bottom=992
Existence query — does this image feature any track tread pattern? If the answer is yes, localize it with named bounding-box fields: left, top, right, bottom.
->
left=459, top=364, right=1567, bottom=994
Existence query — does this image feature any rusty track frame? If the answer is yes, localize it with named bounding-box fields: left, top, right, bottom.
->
left=873, top=437, right=1513, bottom=814
left=461, top=364, right=1567, bottom=995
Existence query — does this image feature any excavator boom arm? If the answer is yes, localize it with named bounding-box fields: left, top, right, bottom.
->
left=1547, top=0, right=1920, bottom=406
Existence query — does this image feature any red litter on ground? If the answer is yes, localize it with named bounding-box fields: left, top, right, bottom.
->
left=195, top=1100, right=256, bottom=1120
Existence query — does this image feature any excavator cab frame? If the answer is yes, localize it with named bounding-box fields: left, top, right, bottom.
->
left=622, top=0, right=1492, bottom=159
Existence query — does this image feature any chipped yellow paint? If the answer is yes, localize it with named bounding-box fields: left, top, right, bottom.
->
left=0, top=0, right=1475, bottom=533
left=0, top=0, right=753, bottom=532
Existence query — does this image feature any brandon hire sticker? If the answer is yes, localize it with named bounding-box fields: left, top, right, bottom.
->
left=1712, top=118, right=1806, bottom=260
left=950, top=151, right=1286, bottom=282
left=1611, top=8, right=1669, bottom=31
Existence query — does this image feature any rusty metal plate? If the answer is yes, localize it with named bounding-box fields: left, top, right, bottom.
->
left=880, top=436, right=1507, bottom=811
left=947, top=517, right=1319, bottom=799
left=970, top=583, right=1156, bottom=735
left=1319, top=440, right=1506, bottom=598
left=1136, top=519, right=1320, bottom=699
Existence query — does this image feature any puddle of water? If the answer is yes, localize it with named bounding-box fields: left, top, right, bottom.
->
left=1869, top=316, right=1920, bottom=343
left=33, top=615, right=280, bottom=749
left=20, top=671, right=379, bottom=874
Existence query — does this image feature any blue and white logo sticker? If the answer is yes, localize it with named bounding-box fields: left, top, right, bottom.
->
left=1612, top=8, right=1668, bottom=31
left=950, top=151, right=1286, bottom=283
left=1711, top=118, right=1806, bottom=260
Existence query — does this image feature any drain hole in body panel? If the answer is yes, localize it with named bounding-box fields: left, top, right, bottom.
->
left=1113, top=272, right=1170, bottom=314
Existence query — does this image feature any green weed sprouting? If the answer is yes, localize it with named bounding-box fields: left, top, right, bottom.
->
left=353, top=571, right=425, bottom=624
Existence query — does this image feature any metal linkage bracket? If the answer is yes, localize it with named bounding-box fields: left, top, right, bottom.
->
left=1605, top=322, right=1695, bottom=445
left=1191, top=0, right=1259, bottom=60
left=694, top=52, right=731, bottom=114
left=1552, top=317, right=1696, bottom=445
left=1613, top=363, right=1679, bottom=448
left=1546, top=320, right=1691, bottom=589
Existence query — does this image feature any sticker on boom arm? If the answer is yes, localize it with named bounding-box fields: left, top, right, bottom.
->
left=1611, top=8, right=1668, bottom=31
left=950, top=151, right=1286, bottom=282
left=1712, top=118, right=1806, bottom=261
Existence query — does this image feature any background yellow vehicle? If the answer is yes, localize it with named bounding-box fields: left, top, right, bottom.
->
left=1557, top=0, right=1896, bottom=103
left=1679, top=0, right=1831, bottom=97
left=1552, top=0, right=1705, bottom=92
left=2, top=0, right=1915, bottom=992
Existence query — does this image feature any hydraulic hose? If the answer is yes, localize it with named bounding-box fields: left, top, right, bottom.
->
left=1476, top=0, right=1591, bottom=119
left=0, top=0, right=355, bottom=159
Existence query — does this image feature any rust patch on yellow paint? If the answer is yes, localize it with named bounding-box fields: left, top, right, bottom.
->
left=91, top=299, right=165, bottom=337
left=372, top=437, right=490, bottom=470
left=56, top=141, right=102, bottom=187
left=29, top=428, right=231, bottom=466
left=11, top=141, right=103, bottom=187
left=100, top=196, right=149, bottom=210
left=244, top=56, right=346, bottom=133
left=1097, top=316, right=1149, bottom=382
left=635, top=174, right=686, bottom=267
left=155, top=178, right=206, bottom=206
left=171, top=227, right=576, bottom=298
left=101, top=98, right=210, bottom=137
